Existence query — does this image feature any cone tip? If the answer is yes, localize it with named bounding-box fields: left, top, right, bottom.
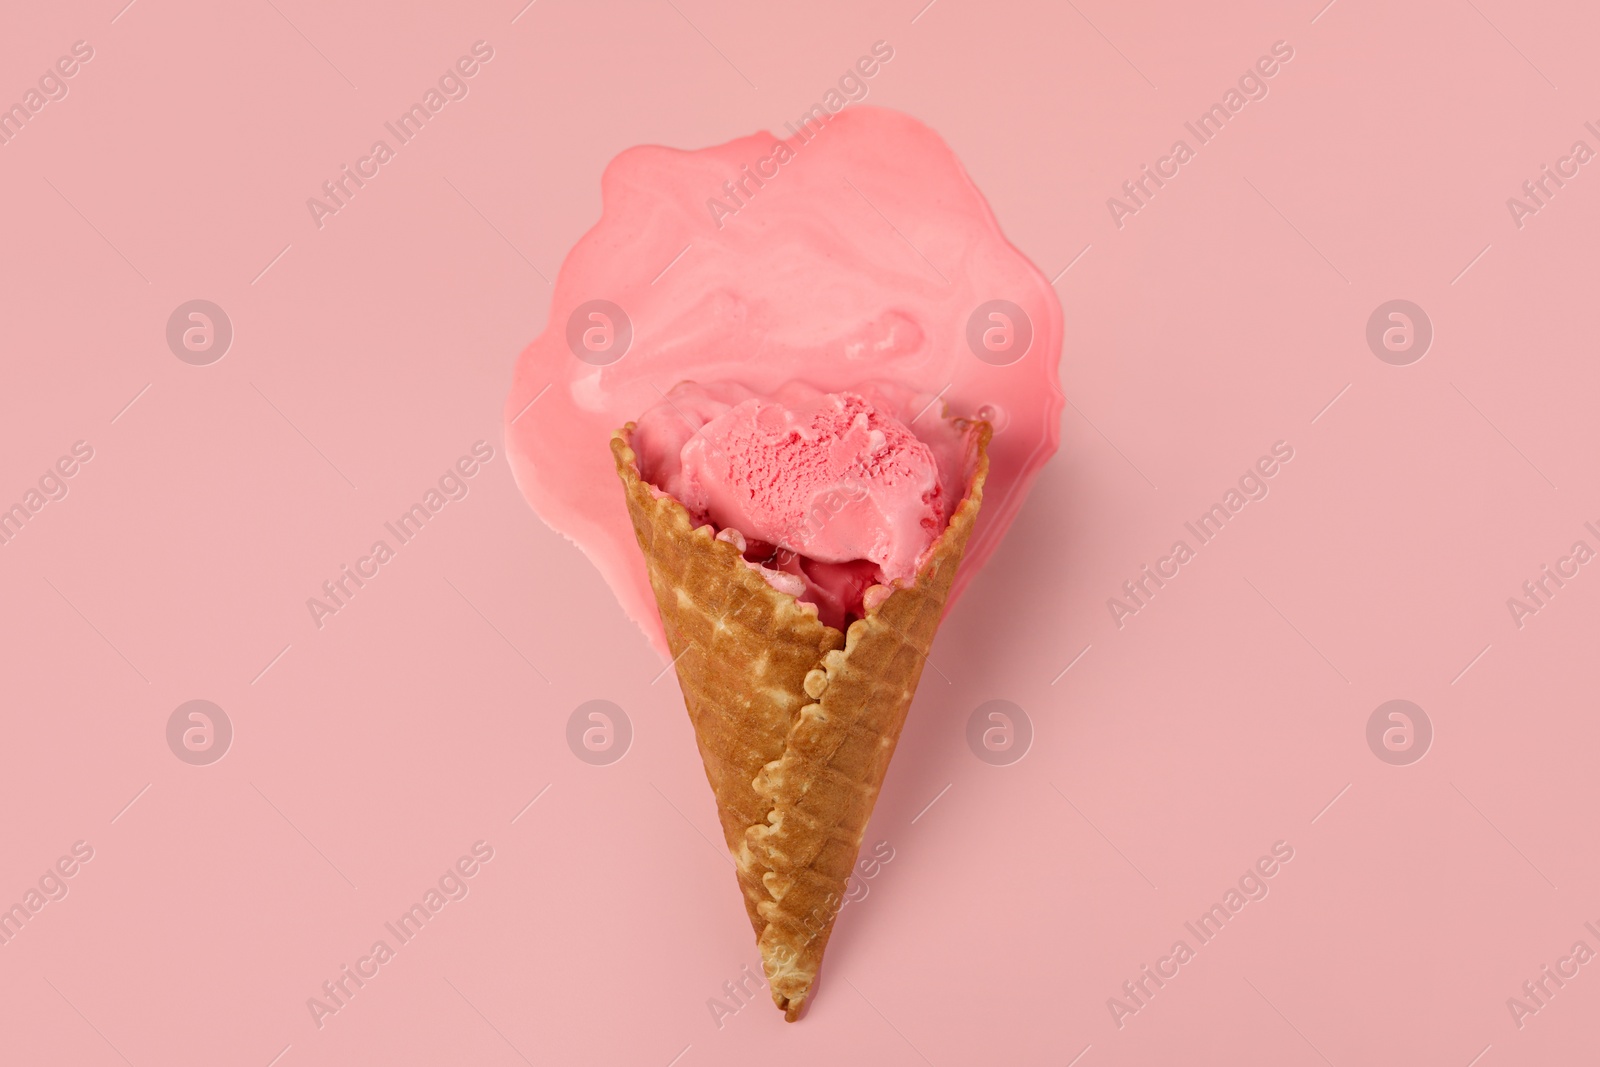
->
left=780, top=994, right=805, bottom=1022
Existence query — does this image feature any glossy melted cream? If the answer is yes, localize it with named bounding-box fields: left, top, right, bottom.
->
left=505, top=106, right=1064, bottom=657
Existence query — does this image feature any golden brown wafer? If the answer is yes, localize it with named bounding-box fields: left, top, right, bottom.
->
left=610, top=420, right=989, bottom=1019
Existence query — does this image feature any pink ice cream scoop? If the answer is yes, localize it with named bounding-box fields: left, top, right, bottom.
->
left=504, top=106, right=1064, bottom=657
left=652, top=389, right=942, bottom=580
left=633, top=383, right=952, bottom=628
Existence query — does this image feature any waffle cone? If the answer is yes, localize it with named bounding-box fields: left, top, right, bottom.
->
left=610, top=420, right=990, bottom=1021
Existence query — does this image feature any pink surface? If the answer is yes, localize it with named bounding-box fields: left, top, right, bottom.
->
left=1, top=2, right=1597, bottom=1065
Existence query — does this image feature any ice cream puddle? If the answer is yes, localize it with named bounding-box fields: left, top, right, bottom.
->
left=505, top=105, right=1065, bottom=657
left=635, top=383, right=957, bottom=629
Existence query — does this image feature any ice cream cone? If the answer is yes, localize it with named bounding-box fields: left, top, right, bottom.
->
left=609, top=418, right=990, bottom=1020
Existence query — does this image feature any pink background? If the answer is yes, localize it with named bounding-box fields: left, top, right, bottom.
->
left=3, top=1, right=1597, bottom=1064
